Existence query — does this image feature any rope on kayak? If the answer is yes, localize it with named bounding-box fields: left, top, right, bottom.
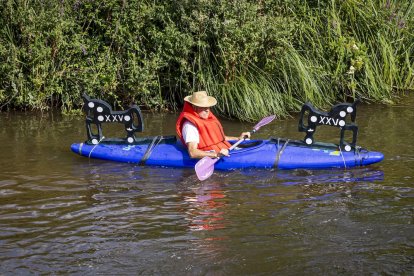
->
left=88, top=136, right=105, bottom=158
left=139, top=135, right=162, bottom=165
left=79, top=143, right=83, bottom=155
left=355, top=146, right=362, bottom=166
left=274, top=138, right=290, bottom=168
left=339, top=145, right=346, bottom=169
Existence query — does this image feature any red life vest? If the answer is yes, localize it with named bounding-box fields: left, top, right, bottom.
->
left=176, top=102, right=231, bottom=152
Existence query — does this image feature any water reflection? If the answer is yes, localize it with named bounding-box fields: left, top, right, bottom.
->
left=245, top=167, right=384, bottom=185
left=184, top=181, right=227, bottom=232
left=1, top=98, right=413, bottom=274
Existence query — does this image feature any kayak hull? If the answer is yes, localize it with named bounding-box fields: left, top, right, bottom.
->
left=70, top=137, right=384, bottom=170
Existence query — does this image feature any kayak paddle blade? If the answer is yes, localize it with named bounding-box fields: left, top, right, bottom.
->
left=195, top=156, right=219, bottom=181
left=253, top=115, right=276, bottom=132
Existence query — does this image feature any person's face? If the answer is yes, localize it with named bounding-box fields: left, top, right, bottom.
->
left=194, top=105, right=210, bottom=119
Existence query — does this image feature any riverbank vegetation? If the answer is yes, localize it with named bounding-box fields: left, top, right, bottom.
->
left=0, top=0, right=412, bottom=120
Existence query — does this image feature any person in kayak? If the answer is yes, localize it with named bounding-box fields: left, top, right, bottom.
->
left=176, top=91, right=250, bottom=159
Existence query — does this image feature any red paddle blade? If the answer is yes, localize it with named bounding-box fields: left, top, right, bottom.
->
left=195, top=156, right=219, bottom=181
left=253, top=115, right=276, bottom=132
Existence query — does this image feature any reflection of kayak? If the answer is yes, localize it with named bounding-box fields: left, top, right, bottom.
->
left=242, top=168, right=384, bottom=185
left=70, top=137, right=384, bottom=170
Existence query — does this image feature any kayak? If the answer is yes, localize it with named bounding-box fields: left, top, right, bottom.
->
left=71, top=94, right=384, bottom=171
left=70, top=136, right=384, bottom=170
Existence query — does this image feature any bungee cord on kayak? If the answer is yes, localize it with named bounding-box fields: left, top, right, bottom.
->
left=88, top=136, right=105, bottom=158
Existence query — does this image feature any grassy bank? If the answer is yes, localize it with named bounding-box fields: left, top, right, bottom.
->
left=0, top=0, right=412, bottom=120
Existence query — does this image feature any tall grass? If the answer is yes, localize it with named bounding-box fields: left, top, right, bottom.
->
left=199, top=61, right=294, bottom=121
left=193, top=0, right=413, bottom=120
left=0, top=0, right=412, bottom=120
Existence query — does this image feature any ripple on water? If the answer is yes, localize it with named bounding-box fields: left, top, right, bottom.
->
left=0, top=179, right=18, bottom=187
left=1, top=107, right=414, bottom=274
left=0, top=189, right=23, bottom=196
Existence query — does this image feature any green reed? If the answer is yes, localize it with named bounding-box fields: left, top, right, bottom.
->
left=0, top=0, right=412, bottom=120
left=192, top=0, right=413, bottom=120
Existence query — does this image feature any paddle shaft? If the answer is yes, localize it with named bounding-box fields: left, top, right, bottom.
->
left=228, top=136, right=245, bottom=151
left=227, top=129, right=257, bottom=151
left=226, top=114, right=275, bottom=152
left=206, top=133, right=248, bottom=167
left=195, top=115, right=275, bottom=181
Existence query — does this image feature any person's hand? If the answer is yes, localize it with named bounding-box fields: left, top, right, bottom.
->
left=217, top=148, right=230, bottom=157
left=239, top=132, right=251, bottom=140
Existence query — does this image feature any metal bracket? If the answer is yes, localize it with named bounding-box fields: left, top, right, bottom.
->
left=298, top=99, right=360, bottom=151
left=82, top=93, right=144, bottom=144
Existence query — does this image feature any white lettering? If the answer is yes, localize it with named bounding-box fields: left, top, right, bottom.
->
left=318, top=116, right=340, bottom=126
left=325, top=117, right=332, bottom=125
left=319, top=116, right=326, bottom=124
left=101, top=114, right=127, bottom=123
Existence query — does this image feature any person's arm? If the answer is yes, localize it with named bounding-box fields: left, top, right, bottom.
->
left=182, top=121, right=231, bottom=159
left=187, top=142, right=229, bottom=159
left=225, top=132, right=251, bottom=141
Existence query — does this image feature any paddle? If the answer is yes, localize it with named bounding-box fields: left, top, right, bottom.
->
left=195, top=115, right=276, bottom=181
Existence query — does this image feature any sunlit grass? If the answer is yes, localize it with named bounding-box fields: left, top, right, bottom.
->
left=0, top=0, right=412, bottom=119
left=191, top=0, right=413, bottom=120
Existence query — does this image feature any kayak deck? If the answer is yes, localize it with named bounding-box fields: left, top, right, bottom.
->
left=70, top=137, right=384, bottom=170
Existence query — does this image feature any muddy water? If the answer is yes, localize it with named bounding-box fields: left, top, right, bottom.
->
left=0, top=97, right=413, bottom=274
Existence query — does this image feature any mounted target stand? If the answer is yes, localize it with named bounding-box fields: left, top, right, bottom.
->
left=298, top=99, right=360, bottom=152
left=82, top=93, right=144, bottom=145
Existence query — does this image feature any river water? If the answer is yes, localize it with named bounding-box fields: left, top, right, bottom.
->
left=0, top=97, right=413, bottom=275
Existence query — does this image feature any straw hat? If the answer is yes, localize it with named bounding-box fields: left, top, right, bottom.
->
left=184, top=91, right=217, bottom=107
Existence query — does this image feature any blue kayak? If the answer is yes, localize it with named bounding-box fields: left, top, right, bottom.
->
left=70, top=137, right=384, bottom=170
left=72, top=94, right=384, bottom=170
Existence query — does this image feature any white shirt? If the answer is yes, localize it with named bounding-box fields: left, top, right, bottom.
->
left=182, top=121, right=200, bottom=144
